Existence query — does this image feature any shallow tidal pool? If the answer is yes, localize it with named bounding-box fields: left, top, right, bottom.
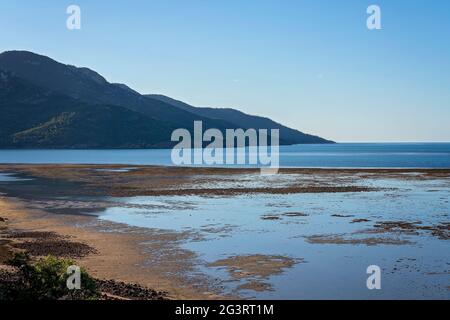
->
left=95, top=177, right=450, bottom=299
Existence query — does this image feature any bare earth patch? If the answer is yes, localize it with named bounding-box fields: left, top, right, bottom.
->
left=351, top=218, right=371, bottom=223
left=282, top=212, right=309, bottom=217
left=208, top=254, right=299, bottom=279
left=331, top=214, right=355, bottom=218
left=305, top=220, right=450, bottom=246
left=13, top=239, right=96, bottom=258
left=7, top=231, right=60, bottom=239
left=370, top=221, right=450, bottom=240
left=207, top=254, right=301, bottom=292
left=236, top=281, right=273, bottom=292
left=261, top=212, right=309, bottom=221
left=305, top=234, right=412, bottom=246
left=261, top=215, right=281, bottom=221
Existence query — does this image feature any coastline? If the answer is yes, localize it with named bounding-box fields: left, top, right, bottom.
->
left=1, top=164, right=449, bottom=197
left=1, top=164, right=449, bottom=299
left=0, top=195, right=225, bottom=300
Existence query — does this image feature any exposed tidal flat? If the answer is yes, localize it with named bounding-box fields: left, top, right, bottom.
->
left=0, top=164, right=449, bottom=299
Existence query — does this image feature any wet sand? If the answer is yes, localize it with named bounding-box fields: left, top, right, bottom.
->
left=0, top=164, right=383, bottom=197
left=0, top=197, right=223, bottom=299
left=0, top=165, right=449, bottom=299
left=1, top=164, right=449, bottom=198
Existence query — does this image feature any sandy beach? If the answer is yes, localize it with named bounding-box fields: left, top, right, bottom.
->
left=0, top=196, right=222, bottom=299
left=1, top=165, right=449, bottom=299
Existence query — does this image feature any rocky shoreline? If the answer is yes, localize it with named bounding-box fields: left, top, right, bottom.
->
left=0, top=214, right=167, bottom=300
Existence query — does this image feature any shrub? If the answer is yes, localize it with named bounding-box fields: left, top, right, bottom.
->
left=1, top=253, right=100, bottom=300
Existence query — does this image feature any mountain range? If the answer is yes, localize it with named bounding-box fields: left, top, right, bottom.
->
left=0, top=50, right=333, bottom=148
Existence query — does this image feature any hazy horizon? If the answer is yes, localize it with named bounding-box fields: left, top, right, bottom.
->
left=1, top=0, right=449, bottom=142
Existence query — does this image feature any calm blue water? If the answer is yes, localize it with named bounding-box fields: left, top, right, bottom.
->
left=97, top=177, right=450, bottom=299
left=0, top=143, right=449, bottom=168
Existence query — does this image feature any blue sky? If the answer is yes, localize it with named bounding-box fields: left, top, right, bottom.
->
left=1, top=0, right=449, bottom=142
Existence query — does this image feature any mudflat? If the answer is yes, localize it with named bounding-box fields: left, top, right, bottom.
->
left=0, top=165, right=449, bottom=299
left=1, top=164, right=448, bottom=197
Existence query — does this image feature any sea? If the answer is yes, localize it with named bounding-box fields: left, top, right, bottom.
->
left=0, top=143, right=449, bottom=168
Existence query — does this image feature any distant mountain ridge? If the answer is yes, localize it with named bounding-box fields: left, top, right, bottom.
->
left=0, top=50, right=333, bottom=148
left=147, top=94, right=334, bottom=145
left=0, top=70, right=172, bottom=148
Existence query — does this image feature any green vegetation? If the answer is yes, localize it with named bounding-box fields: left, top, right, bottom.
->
left=0, top=50, right=333, bottom=148
left=0, top=253, right=100, bottom=300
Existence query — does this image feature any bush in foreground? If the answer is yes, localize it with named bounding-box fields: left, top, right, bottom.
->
left=0, top=253, right=100, bottom=300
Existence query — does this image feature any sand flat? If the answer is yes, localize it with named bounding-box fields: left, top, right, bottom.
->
left=0, top=165, right=449, bottom=299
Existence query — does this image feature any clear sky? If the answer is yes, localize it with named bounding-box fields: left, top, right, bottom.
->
left=1, top=0, right=449, bottom=142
